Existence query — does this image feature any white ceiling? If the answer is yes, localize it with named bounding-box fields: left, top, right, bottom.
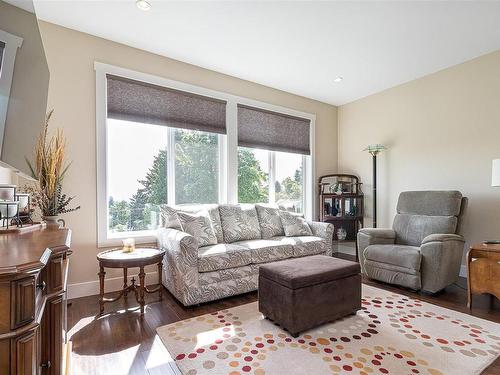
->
left=32, top=0, right=500, bottom=106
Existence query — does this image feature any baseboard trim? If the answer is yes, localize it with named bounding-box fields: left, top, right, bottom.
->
left=67, top=271, right=158, bottom=300
left=68, top=265, right=469, bottom=299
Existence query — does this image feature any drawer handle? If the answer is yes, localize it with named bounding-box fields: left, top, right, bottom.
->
left=41, top=361, right=51, bottom=369
left=37, top=281, right=46, bottom=291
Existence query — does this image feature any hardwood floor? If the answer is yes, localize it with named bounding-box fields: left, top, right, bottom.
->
left=67, top=254, right=500, bottom=375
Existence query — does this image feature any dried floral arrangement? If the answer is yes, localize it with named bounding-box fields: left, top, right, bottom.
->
left=25, top=110, right=80, bottom=217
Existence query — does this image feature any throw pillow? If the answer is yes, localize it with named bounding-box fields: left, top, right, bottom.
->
left=219, top=204, right=261, bottom=243
left=280, top=210, right=313, bottom=236
left=160, top=204, right=224, bottom=243
left=160, top=205, right=182, bottom=230
left=177, top=211, right=218, bottom=247
left=255, top=204, right=284, bottom=239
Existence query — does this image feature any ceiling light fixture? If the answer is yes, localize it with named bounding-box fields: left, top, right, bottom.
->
left=136, top=0, right=151, bottom=11
left=333, top=76, right=343, bottom=83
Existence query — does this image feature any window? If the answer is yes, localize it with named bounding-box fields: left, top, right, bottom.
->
left=237, top=148, right=305, bottom=212
left=275, top=151, right=304, bottom=213
left=0, top=30, right=23, bottom=142
left=236, top=104, right=310, bottom=212
left=237, top=147, right=269, bottom=204
left=96, top=63, right=315, bottom=246
left=106, top=120, right=222, bottom=238
left=107, top=119, right=168, bottom=235
left=174, top=128, right=219, bottom=204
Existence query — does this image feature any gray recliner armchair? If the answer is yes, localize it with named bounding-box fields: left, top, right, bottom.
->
left=357, top=191, right=466, bottom=293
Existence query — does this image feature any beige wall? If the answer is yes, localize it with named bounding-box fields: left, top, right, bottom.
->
left=38, top=22, right=338, bottom=291
left=338, top=50, right=500, bottom=263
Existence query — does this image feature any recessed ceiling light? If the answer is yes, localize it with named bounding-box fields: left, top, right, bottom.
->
left=136, top=0, right=151, bottom=11
left=333, top=76, right=343, bottom=83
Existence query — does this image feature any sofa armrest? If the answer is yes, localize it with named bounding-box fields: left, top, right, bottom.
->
left=420, top=233, right=465, bottom=293
left=157, top=228, right=200, bottom=304
left=357, top=228, right=396, bottom=273
left=308, top=221, right=334, bottom=256
left=157, top=227, right=198, bottom=256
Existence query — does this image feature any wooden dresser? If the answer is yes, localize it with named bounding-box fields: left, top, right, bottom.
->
left=0, top=228, right=71, bottom=375
left=467, top=243, right=500, bottom=309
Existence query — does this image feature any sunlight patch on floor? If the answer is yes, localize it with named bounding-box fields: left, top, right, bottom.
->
left=195, top=325, right=235, bottom=349
left=67, top=316, right=94, bottom=339
left=143, top=335, right=179, bottom=374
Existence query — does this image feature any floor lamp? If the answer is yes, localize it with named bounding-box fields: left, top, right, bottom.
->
left=364, top=144, right=386, bottom=228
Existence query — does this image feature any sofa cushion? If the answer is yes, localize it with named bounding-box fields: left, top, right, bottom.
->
left=280, top=210, right=312, bottom=236
left=177, top=211, right=217, bottom=247
left=259, top=255, right=360, bottom=289
left=364, top=244, right=422, bottom=271
left=392, top=214, right=457, bottom=246
left=160, top=204, right=224, bottom=243
left=286, top=236, right=328, bottom=257
left=255, top=204, right=285, bottom=239
left=219, top=204, right=261, bottom=243
left=233, top=238, right=293, bottom=264
left=197, top=243, right=252, bottom=272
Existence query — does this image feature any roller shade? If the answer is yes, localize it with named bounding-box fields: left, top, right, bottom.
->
left=237, top=104, right=311, bottom=155
left=107, top=74, right=227, bottom=134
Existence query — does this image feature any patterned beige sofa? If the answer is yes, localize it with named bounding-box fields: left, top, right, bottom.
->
left=157, top=203, right=334, bottom=306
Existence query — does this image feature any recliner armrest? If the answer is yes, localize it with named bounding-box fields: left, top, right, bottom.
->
left=357, top=228, right=396, bottom=274
left=420, top=233, right=465, bottom=293
left=421, top=233, right=464, bottom=245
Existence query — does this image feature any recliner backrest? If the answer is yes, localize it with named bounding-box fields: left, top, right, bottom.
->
left=392, top=191, right=463, bottom=246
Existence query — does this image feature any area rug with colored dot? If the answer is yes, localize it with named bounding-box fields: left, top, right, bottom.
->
left=157, top=284, right=500, bottom=375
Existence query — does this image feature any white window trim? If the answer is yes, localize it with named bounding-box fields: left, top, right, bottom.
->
left=0, top=29, right=23, bottom=154
left=95, top=62, right=316, bottom=247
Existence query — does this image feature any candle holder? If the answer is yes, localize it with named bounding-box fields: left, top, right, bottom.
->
left=0, top=201, right=21, bottom=229
left=122, top=238, right=136, bottom=253
left=15, top=193, right=33, bottom=225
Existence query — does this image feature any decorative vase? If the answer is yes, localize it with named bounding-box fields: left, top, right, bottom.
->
left=42, top=215, right=65, bottom=229
left=337, top=227, right=347, bottom=241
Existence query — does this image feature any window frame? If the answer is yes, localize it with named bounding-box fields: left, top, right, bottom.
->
left=95, top=62, right=315, bottom=247
left=0, top=29, right=23, bottom=152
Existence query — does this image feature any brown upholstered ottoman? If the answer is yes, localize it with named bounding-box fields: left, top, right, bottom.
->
left=258, top=255, right=361, bottom=337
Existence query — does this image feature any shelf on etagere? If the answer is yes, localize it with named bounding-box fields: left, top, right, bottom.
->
left=323, top=215, right=363, bottom=221
left=318, top=174, right=364, bottom=256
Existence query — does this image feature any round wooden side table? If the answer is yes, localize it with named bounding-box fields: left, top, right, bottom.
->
left=96, top=247, right=165, bottom=317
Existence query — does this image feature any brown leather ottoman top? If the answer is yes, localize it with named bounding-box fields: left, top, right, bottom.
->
left=259, top=255, right=360, bottom=289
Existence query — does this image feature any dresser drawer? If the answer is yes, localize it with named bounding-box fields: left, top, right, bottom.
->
left=11, top=276, right=36, bottom=330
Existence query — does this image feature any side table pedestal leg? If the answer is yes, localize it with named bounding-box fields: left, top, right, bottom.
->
left=123, top=268, right=128, bottom=298
left=139, top=266, right=146, bottom=316
left=158, top=261, right=163, bottom=300
left=98, top=265, right=106, bottom=315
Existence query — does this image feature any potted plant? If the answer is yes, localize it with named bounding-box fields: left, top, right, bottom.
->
left=26, top=110, right=80, bottom=228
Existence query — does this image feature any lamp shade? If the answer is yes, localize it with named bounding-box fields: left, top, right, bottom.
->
left=492, top=159, right=500, bottom=187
